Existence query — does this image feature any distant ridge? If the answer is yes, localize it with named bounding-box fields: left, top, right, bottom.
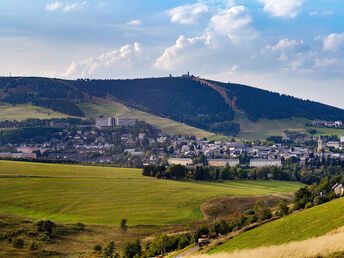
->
left=0, top=76, right=343, bottom=136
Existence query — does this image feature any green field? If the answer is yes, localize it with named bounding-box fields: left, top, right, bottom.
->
left=79, top=101, right=215, bottom=139
left=234, top=113, right=310, bottom=140
left=0, top=161, right=302, bottom=225
left=210, top=197, right=344, bottom=254
left=0, top=103, right=70, bottom=121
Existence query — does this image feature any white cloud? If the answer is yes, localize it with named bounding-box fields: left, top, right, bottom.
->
left=310, top=10, right=334, bottom=16
left=46, top=2, right=63, bottom=11
left=46, top=1, right=87, bottom=12
left=154, top=35, right=209, bottom=70
left=167, top=3, right=209, bottom=25
left=126, top=20, right=142, bottom=26
left=323, top=33, right=344, bottom=51
left=208, top=6, right=255, bottom=44
left=258, top=0, right=306, bottom=18
left=64, top=42, right=143, bottom=77
left=266, top=38, right=305, bottom=51
left=314, top=58, right=339, bottom=68
left=63, top=3, right=77, bottom=12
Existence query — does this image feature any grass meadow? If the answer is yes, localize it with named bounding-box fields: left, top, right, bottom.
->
left=210, top=197, right=344, bottom=254
left=79, top=100, right=215, bottom=139
left=0, top=103, right=70, bottom=121
left=0, top=161, right=302, bottom=225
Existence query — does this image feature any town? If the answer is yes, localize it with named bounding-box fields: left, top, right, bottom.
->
left=1, top=117, right=344, bottom=172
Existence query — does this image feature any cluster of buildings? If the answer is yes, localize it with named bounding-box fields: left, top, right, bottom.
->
left=312, top=120, right=343, bottom=128
left=95, top=118, right=137, bottom=129
left=317, top=135, right=344, bottom=152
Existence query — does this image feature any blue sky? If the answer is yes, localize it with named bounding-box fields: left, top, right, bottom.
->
left=1, top=0, right=344, bottom=108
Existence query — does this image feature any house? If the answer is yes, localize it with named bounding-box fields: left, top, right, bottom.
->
left=332, top=183, right=344, bottom=196
left=0, top=153, right=37, bottom=159
left=335, top=121, right=343, bottom=127
left=208, top=159, right=240, bottom=167
left=168, top=158, right=192, bottom=166
left=198, top=235, right=210, bottom=246
left=249, top=159, right=282, bottom=167
left=341, top=134, right=344, bottom=143
left=327, top=141, right=341, bottom=149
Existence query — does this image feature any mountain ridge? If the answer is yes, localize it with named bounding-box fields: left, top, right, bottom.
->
left=0, top=76, right=343, bottom=136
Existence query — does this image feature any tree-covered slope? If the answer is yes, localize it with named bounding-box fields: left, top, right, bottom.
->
left=1, top=76, right=344, bottom=136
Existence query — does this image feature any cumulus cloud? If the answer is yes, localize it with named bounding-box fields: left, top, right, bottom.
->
left=126, top=20, right=142, bottom=26
left=266, top=38, right=305, bottom=51
left=258, top=0, right=306, bottom=18
left=323, top=33, right=344, bottom=51
left=46, top=1, right=86, bottom=12
left=64, top=42, right=143, bottom=77
left=208, top=6, right=255, bottom=44
left=154, top=35, right=209, bottom=70
left=167, top=3, right=209, bottom=25
left=46, top=2, right=63, bottom=11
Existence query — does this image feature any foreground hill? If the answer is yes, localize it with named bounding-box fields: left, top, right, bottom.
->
left=0, top=161, right=302, bottom=225
left=209, top=197, right=344, bottom=254
left=1, top=76, right=344, bottom=136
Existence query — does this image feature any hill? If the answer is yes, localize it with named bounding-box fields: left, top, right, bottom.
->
left=1, top=76, right=344, bottom=137
left=209, top=197, right=344, bottom=254
left=0, top=161, right=302, bottom=225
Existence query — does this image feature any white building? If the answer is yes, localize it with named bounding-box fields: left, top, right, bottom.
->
left=327, top=141, right=341, bottom=149
left=208, top=159, right=240, bottom=167
left=168, top=158, right=192, bottom=166
left=115, top=118, right=137, bottom=127
left=250, top=159, right=282, bottom=167
left=335, top=121, right=343, bottom=127
left=341, top=134, right=344, bottom=143
left=95, top=118, right=115, bottom=128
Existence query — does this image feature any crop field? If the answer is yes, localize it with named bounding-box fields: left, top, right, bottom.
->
left=0, top=103, right=70, bottom=121
left=79, top=101, right=215, bottom=139
left=0, top=161, right=302, bottom=225
left=209, top=197, right=344, bottom=254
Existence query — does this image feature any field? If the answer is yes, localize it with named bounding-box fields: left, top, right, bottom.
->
left=209, top=197, right=344, bottom=254
left=79, top=101, right=215, bottom=139
left=234, top=113, right=310, bottom=140
left=0, top=161, right=302, bottom=225
left=0, top=103, right=70, bottom=121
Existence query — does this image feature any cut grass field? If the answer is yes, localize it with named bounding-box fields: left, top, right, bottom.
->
left=0, top=103, right=70, bottom=121
left=234, top=113, right=310, bottom=140
left=0, top=161, right=303, bottom=226
left=209, top=197, right=344, bottom=254
left=79, top=100, right=215, bottom=139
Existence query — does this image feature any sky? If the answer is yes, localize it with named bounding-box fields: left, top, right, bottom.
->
left=1, top=0, right=344, bottom=108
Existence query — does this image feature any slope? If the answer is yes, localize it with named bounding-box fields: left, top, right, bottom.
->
left=209, top=197, right=344, bottom=254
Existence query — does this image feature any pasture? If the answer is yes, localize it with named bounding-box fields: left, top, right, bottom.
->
left=0, top=103, right=69, bottom=121
left=210, top=197, right=344, bottom=254
left=0, top=161, right=302, bottom=225
left=79, top=100, right=215, bottom=139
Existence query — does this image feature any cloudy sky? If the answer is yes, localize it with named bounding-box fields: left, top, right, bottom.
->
left=1, top=0, right=344, bottom=108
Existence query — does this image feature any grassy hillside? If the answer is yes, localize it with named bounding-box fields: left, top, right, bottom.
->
left=0, top=103, right=70, bottom=121
left=0, top=161, right=302, bottom=225
left=210, top=197, right=344, bottom=254
left=234, top=113, right=310, bottom=140
left=80, top=100, right=215, bottom=138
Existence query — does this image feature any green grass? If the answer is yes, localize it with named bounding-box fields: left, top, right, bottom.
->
left=0, top=161, right=303, bottom=225
left=234, top=113, right=310, bottom=140
left=307, top=127, right=344, bottom=138
left=210, top=197, right=344, bottom=254
left=79, top=101, right=215, bottom=139
left=0, top=103, right=70, bottom=121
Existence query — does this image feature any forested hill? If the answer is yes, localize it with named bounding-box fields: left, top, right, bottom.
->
left=0, top=76, right=344, bottom=136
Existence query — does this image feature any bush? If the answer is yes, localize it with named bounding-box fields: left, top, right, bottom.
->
left=37, top=233, right=50, bottom=242
left=34, top=220, right=55, bottom=235
left=123, top=240, right=142, bottom=258
left=93, top=244, right=102, bottom=252
left=76, top=222, right=85, bottom=229
left=177, top=235, right=190, bottom=250
left=13, top=238, right=24, bottom=249
left=305, top=202, right=313, bottom=209
left=29, top=242, right=38, bottom=250
left=102, top=241, right=115, bottom=258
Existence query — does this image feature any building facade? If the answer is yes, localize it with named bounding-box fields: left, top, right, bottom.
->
left=208, top=159, right=240, bottom=167
left=168, top=158, right=192, bottom=166
left=249, top=159, right=282, bottom=167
